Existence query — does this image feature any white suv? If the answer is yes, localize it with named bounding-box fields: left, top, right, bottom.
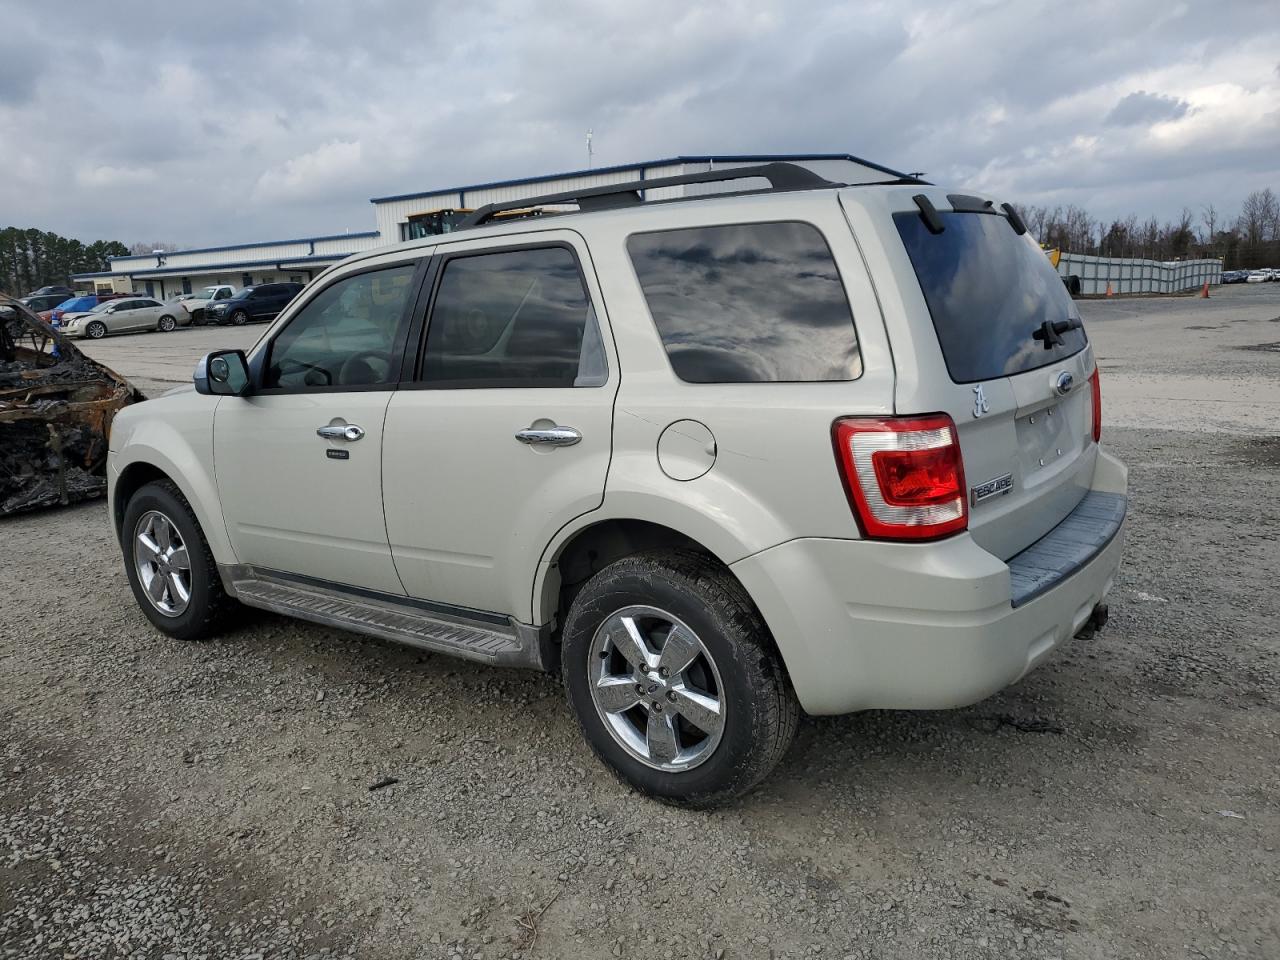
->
left=107, top=163, right=1127, bottom=805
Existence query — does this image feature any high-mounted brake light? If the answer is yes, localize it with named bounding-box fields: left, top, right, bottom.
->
left=1088, top=367, right=1102, bottom=443
left=832, top=414, right=968, bottom=541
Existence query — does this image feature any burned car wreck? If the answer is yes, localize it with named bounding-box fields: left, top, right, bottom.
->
left=0, top=294, right=144, bottom=515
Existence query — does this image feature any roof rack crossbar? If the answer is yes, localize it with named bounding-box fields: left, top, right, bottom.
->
left=457, top=162, right=839, bottom=229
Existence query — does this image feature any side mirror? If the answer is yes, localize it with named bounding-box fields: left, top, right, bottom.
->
left=195, top=349, right=251, bottom=396
left=105, top=305, right=117, bottom=313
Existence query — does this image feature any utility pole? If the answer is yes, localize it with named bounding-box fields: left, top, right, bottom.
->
left=586, top=129, right=594, bottom=169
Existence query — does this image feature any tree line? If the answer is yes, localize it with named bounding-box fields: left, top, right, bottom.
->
left=0, top=227, right=130, bottom=297
left=1016, top=188, right=1280, bottom=269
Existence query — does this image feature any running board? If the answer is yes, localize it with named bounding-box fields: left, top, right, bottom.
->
left=220, top=566, right=544, bottom=669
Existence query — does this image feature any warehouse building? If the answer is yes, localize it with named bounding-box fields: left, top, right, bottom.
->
left=73, top=153, right=904, bottom=297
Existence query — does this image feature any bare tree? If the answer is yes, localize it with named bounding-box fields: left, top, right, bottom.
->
left=1200, top=203, right=1218, bottom=247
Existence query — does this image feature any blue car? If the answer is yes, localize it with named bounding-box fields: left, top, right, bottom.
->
left=48, top=296, right=100, bottom=325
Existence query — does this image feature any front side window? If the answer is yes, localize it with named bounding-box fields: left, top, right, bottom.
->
left=627, top=221, right=862, bottom=383
left=419, top=245, right=605, bottom=388
left=265, top=263, right=417, bottom=389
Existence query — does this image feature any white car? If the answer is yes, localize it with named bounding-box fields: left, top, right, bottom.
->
left=106, top=163, right=1127, bottom=805
left=181, top=284, right=237, bottom=322
left=61, top=297, right=187, bottom=338
left=1245, top=271, right=1270, bottom=283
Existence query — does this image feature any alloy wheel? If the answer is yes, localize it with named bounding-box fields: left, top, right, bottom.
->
left=133, top=510, right=192, bottom=617
left=588, top=605, right=726, bottom=772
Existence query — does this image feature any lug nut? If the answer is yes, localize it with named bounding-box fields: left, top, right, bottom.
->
left=658, top=666, right=669, bottom=678
left=634, top=684, right=644, bottom=695
left=652, top=702, right=662, bottom=712
left=666, top=691, right=677, bottom=703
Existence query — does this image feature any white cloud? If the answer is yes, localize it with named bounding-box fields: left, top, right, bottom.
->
left=252, top=140, right=364, bottom=201
left=75, top=165, right=157, bottom=188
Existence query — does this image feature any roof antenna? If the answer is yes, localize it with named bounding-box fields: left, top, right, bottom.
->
left=586, top=129, right=594, bottom=169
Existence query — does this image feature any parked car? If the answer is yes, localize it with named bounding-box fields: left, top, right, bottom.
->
left=106, top=162, right=1126, bottom=805
left=43, top=292, right=136, bottom=325
left=182, top=284, right=237, bottom=322
left=206, top=282, right=304, bottom=325
left=1220, top=270, right=1249, bottom=284
left=20, top=293, right=73, bottom=313
left=60, top=296, right=187, bottom=339
left=1245, top=271, right=1269, bottom=283
left=27, top=285, right=74, bottom=298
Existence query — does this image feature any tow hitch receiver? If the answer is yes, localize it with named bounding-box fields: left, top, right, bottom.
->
left=1075, top=602, right=1110, bottom=639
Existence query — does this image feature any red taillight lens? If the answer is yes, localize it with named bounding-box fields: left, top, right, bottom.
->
left=1089, top=367, right=1102, bottom=443
left=832, top=414, right=968, bottom=541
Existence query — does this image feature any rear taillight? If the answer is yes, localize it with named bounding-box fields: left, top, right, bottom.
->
left=832, top=414, right=968, bottom=541
left=1089, top=367, right=1102, bottom=443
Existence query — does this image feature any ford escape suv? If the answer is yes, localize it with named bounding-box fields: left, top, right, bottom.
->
left=107, top=163, right=1126, bottom=806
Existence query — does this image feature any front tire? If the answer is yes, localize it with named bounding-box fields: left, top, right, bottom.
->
left=157, top=314, right=177, bottom=332
left=562, top=549, right=799, bottom=807
left=86, top=320, right=107, bottom=339
left=121, top=481, right=237, bottom=640
left=230, top=310, right=248, bottom=326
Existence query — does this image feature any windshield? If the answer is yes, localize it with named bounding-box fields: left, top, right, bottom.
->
left=895, top=210, right=1086, bottom=383
left=229, top=288, right=254, bottom=300
left=198, top=286, right=223, bottom=298
left=89, top=301, right=116, bottom=313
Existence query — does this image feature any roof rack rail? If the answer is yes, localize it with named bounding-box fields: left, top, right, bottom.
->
left=457, top=162, right=841, bottom=230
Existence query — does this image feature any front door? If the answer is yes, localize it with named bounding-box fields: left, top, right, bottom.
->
left=213, top=258, right=424, bottom=594
left=382, top=233, right=618, bottom=621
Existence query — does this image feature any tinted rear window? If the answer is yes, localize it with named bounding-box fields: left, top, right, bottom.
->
left=895, top=210, right=1086, bottom=383
left=627, top=221, right=861, bottom=383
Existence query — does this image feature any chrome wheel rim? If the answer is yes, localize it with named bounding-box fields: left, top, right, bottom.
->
left=87, top=322, right=105, bottom=338
left=588, top=605, right=725, bottom=773
left=232, top=312, right=246, bottom=325
left=133, top=510, right=192, bottom=617
left=159, top=316, right=175, bottom=331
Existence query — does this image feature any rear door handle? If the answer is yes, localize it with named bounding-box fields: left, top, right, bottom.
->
left=317, top=423, right=365, bottom=442
left=515, top=425, right=581, bottom=447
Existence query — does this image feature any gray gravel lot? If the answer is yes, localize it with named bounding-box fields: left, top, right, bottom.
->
left=3, top=286, right=1278, bottom=959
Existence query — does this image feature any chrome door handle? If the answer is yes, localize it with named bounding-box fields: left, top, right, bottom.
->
left=515, top=425, right=581, bottom=447
left=317, top=423, right=365, bottom=442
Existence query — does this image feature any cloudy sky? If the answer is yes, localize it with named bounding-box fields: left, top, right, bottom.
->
left=2, top=0, right=1277, bottom=249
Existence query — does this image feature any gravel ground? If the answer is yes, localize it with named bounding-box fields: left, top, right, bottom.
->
left=3, top=287, right=1278, bottom=959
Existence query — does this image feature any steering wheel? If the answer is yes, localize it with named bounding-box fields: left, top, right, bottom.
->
left=339, top=350, right=394, bottom=385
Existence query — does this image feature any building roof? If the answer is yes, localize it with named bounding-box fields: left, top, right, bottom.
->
left=368, top=153, right=909, bottom=205
left=106, top=230, right=381, bottom=263
left=78, top=253, right=351, bottom=281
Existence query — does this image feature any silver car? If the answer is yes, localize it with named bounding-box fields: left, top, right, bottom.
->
left=61, top=297, right=189, bottom=339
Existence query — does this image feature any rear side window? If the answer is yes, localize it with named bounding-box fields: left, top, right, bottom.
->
left=419, top=245, right=606, bottom=389
left=627, top=221, right=861, bottom=383
left=895, top=210, right=1086, bottom=383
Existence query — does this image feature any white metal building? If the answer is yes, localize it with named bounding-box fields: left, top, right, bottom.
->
left=71, top=231, right=383, bottom=299
left=72, top=153, right=907, bottom=298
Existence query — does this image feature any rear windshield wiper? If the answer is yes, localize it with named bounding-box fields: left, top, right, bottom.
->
left=1032, top=318, right=1082, bottom=350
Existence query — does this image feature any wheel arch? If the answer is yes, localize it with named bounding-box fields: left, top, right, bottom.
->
left=111, top=447, right=235, bottom=566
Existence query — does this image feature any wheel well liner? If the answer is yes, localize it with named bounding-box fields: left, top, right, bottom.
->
left=113, top=462, right=172, bottom=536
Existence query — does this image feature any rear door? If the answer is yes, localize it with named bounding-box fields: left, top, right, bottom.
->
left=381, top=230, right=618, bottom=621
left=843, top=189, right=1097, bottom=560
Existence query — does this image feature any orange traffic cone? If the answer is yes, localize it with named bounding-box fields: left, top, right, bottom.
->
left=1105, top=282, right=1114, bottom=297
left=1200, top=281, right=1210, bottom=298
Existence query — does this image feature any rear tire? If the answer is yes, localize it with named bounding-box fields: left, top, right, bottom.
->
left=561, top=549, right=799, bottom=807
left=157, top=314, right=176, bottom=332
left=86, top=321, right=107, bottom=339
left=121, top=481, right=238, bottom=641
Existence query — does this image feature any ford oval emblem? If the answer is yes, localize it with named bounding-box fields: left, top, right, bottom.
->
left=1055, top=371, right=1074, bottom=396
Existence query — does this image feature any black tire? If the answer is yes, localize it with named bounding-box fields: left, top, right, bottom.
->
left=86, top=320, right=107, bottom=339
left=121, top=480, right=238, bottom=641
left=157, top=314, right=177, bottom=332
left=230, top=310, right=248, bottom=326
left=561, top=549, right=799, bottom=807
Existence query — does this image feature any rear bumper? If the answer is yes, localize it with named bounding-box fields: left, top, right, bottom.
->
left=731, top=448, right=1128, bottom=715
